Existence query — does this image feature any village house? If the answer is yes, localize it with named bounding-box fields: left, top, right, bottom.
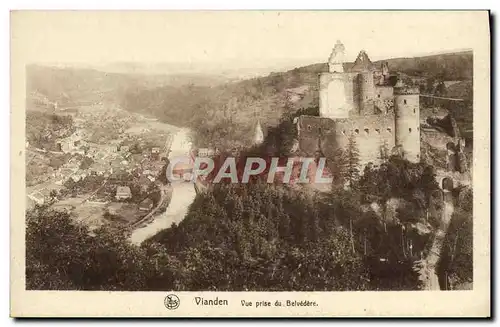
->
left=86, top=147, right=99, bottom=158
left=27, top=189, right=52, bottom=205
left=139, top=198, right=154, bottom=212
left=64, top=157, right=81, bottom=169
left=151, top=147, right=161, bottom=160
left=120, top=145, right=130, bottom=153
left=115, top=186, right=132, bottom=200
left=69, top=168, right=89, bottom=183
left=197, top=148, right=216, bottom=157
left=138, top=175, right=153, bottom=193
left=90, top=162, right=109, bottom=176
left=56, top=167, right=78, bottom=182
left=108, top=140, right=121, bottom=153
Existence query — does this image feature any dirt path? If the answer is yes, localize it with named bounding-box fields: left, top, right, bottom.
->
left=415, top=191, right=454, bottom=290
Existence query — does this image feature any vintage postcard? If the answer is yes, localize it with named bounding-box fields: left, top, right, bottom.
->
left=10, top=10, right=490, bottom=317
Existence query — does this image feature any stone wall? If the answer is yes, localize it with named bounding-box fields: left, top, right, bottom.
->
left=375, top=85, right=394, bottom=100
left=296, top=114, right=396, bottom=166
left=334, top=114, right=396, bottom=165
left=319, top=72, right=356, bottom=119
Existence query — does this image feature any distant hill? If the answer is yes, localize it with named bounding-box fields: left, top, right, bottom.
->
left=265, top=50, right=473, bottom=81
left=374, top=51, right=473, bottom=80
left=26, top=65, right=233, bottom=108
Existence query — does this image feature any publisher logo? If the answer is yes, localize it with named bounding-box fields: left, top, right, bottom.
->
left=164, top=294, right=180, bottom=310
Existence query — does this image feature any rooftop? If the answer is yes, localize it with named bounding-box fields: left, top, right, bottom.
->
left=116, top=186, right=131, bottom=194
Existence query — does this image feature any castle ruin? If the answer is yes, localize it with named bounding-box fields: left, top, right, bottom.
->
left=296, top=40, right=421, bottom=166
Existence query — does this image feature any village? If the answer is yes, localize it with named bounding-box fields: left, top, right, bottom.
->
left=25, top=102, right=180, bottom=229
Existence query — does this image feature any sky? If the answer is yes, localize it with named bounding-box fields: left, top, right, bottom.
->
left=12, top=11, right=484, bottom=74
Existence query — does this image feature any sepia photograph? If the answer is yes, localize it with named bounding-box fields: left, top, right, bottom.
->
left=10, top=10, right=490, bottom=317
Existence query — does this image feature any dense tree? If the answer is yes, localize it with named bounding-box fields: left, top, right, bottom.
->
left=145, top=183, right=373, bottom=291
left=28, top=156, right=435, bottom=292
left=436, top=208, right=473, bottom=289
left=436, top=185, right=473, bottom=290
left=345, top=134, right=360, bottom=190
left=26, top=206, right=153, bottom=290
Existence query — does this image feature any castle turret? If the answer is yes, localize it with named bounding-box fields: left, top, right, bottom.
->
left=352, top=50, right=375, bottom=115
left=394, top=79, right=420, bottom=162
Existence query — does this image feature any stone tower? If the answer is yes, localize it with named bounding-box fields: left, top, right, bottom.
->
left=351, top=50, right=376, bottom=115
left=394, top=79, right=421, bottom=163
left=319, top=40, right=350, bottom=119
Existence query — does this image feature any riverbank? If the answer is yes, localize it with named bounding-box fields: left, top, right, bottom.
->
left=129, top=181, right=196, bottom=245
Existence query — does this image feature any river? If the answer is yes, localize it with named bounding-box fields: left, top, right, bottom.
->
left=129, top=127, right=197, bottom=245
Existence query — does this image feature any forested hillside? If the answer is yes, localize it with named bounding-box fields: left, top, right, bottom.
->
left=26, top=65, right=232, bottom=107
left=26, top=111, right=75, bottom=150
left=26, top=152, right=475, bottom=291
left=375, top=51, right=473, bottom=80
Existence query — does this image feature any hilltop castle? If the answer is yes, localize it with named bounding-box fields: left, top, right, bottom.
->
left=296, top=40, right=421, bottom=166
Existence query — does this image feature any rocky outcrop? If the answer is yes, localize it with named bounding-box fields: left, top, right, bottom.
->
left=426, top=113, right=461, bottom=139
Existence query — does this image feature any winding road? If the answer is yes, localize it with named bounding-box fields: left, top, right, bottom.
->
left=415, top=190, right=455, bottom=290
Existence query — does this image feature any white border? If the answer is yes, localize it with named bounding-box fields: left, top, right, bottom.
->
left=4, top=2, right=497, bottom=324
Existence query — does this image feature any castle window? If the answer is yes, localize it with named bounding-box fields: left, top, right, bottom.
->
left=354, top=129, right=359, bottom=134
left=404, top=99, right=407, bottom=105
left=364, top=128, right=369, bottom=135
left=387, top=128, right=392, bottom=134
left=375, top=128, right=380, bottom=134
left=409, top=128, right=412, bottom=133
left=377, top=94, right=381, bottom=98
left=307, top=125, right=312, bottom=131
left=413, top=108, right=416, bottom=114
